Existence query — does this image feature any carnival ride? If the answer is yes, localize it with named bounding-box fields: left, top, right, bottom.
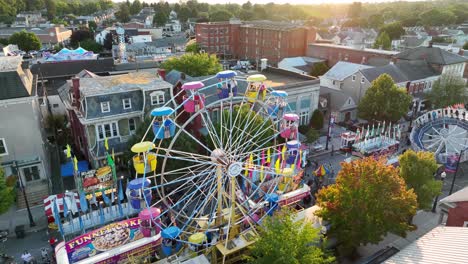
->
left=410, top=104, right=468, bottom=171
left=125, top=70, right=311, bottom=263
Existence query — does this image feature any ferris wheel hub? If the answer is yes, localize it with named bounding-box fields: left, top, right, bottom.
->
left=211, top=148, right=228, bottom=164
left=227, top=162, right=243, bottom=177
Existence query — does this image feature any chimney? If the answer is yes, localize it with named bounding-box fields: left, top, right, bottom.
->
left=428, top=41, right=433, bottom=48
left=157, top=69, right=166, bottom=80
left=72, top=77, right=80, bottom=108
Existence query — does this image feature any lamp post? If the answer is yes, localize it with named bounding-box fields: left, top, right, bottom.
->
left=325, top=113, right=334, bottom=150
left=408, top=101, right=418, bottom=132
left=449, top=148, right=467, bottom=195
left=432, top=171, right=447, bottom=213
left=16, top=162, right=36, bottom=227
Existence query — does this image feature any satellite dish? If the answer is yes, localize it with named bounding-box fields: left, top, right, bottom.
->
left=116, top=27, right=124, bottom=35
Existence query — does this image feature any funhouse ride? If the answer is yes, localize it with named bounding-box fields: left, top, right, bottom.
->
left=55, top=70, right=318, bottom=264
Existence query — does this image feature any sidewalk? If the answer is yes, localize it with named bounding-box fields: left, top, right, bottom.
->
left=0, top=204, right=48, bottom=236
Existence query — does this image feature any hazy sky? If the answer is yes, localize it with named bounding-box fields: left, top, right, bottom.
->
left=115, top=0, right=422, bottom=4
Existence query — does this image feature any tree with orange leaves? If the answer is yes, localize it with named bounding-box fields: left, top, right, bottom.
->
left=316, top=157, right=417, bottom=256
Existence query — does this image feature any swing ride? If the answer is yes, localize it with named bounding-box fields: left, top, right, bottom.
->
left=55, top=70, right=314, bottom=264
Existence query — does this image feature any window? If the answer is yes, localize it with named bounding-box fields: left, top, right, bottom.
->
left=332, top=80, right=336, bottom=85
left=151, top=91, right=165, bottom=106
left=0, top=138, right=7, bottom=156
left=101, top=101, right=110, bottom=113
left=123, top=98, right=132, bottom=110
left=352, top=75, right=356, bottom=81
left=129, top=118, right=136, bottom=134
left=361, top=77, right=365, bottom=83
left=23, top=166, right=40, bottom=182
left=97, top=122, right=119, bottom=140
left=299, top=111, right=310, bottom=125
left=53, top=104, right=59, bottom=108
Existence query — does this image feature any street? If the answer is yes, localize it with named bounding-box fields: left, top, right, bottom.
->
left=1, top=229, right=50, bottom=263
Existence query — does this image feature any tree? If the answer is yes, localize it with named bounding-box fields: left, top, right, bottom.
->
left=399, top=150, right=442, bottom=210
left=309, top=62, right=329, bottom=77
left=310, top=109, right=324, bottom=130
left=9, top=31, right=41, bottom=52
left=379, top=22, right=405, bottom=40
left=178, top=6, right=191, bottom=23
left=419, top=9, right=456, bottom=26
left=348, top=2, right=362, bottom=19
left=304, top=129, right=320, bottom=147
left=248, top=209, right=335, bottom=264
left=88, top=21, right=98, bottom=32
left=44, top=0, right=56, bottom=20
left=367, top=14, right=384, bottom=29
left=130, top=0, right=142, bottom=15
left=464, top=42, right=468, bottom=50
left=316, top=158, right=417, bottom=255
left=0, top=162, right=15, bottom=214
left=426, top=74, right=468, bottom=109
left=80, top=39, right=103, bottom=53
left=103, top=32, right=114, bottom=50
left=358, top=74, right=412, bottom=122
left=185, top=42, right=200, bottom=53
left=209, top=10, right=233, bottom=22
left=25, top=0, right=44, bottom=11
left=373, top=32, right=391, bottom=50
left=161, top=53, right=222, bottom=77
left=242, top=1, right=252, bottom=10
left=116, top=3, right=131, bottom=23
left=51, top=18, right=69, bottom=26
left=70, top=29, right=94, bottom=48
left=239, top=9, right=255, bottom=21
left=153, top=12, right=168, bottom=27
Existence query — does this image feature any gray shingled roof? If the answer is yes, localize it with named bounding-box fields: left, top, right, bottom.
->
left=0, top=71, right=30, bottom=100
left=30, top=59, right=115, bottom=78
left=396, top=46, right=467, bottom=65
left=361, top=61, right=437, bottom=84
left=323, top=61, right=373, bottom=81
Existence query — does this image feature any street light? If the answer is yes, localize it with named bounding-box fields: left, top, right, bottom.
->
left=15, top=162, right=36, bottom=227
left=449, top=148, right=467, bottom=195
left=432, top=171, right=447, bottom=213
left=408, top=101, right=418, bottom=132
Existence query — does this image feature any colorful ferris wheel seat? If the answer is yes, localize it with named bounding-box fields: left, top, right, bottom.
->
left=151, top=107, right=176, bottom=139
left=182, top=81, right=205, bottom=113
left=161, top=226, right=182, bottom=256
left=286, top=141, right=301, bottom=165
left=267, top=90, right=288, bottom=116
left=246, top=74, right=267, bottom=102
left=126, top=178, right=151, bottom=210
left=265, top=193, right=279, bottom=216
left=139, top=207, right=161, bottom=237
left=280, top=113, right=299, bottom=139
left=216, top=70, right=238, bottom=99
left=188, top=232, right=207, bottom=251
left=131, top=141, right=157, bottom=174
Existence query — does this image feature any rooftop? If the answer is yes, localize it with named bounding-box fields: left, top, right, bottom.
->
left=260, top=67, right=318, bottom=88
left=360, top=61, right=437, bottom=84
left=383, top=226, right=468, bottom=264
left=439, top=186, right=468, bottom=204
left=79, top=72, right=172, bottom=97
left=309, top=43, right=399, bottom=56
left=241, top=20, right=305, bottom=31
left=324, top=61, right=372, bottom=81
left=396, top=46, right=467, bottom=65
left=30, top=58, right=115, bottom=78
left=0, top=56, right=22, bottom=72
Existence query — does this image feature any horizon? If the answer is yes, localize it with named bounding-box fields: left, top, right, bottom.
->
left=113, top=0, right=428, bottom=5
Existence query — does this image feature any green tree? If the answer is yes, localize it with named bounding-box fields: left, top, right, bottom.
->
left=209, top=10, right=233, bottom=22
left=88, top=21, right=98, bottom=32
left=464, top=42, right=468, bottom=50
left=130, top=0, right=142, bottom=15
left=44, top=0, right=56, bottom=20
left=161, top=53, right=222, bottom=77
left=70, top=29, right=94, bottom=48
left=309, top=62, right=329, bottom=77
left=51, top=18, right=69, bottom=26
left=316, top=158, right=417, bottom=255
left=116, top=3, right=131, bottom=23
left=242, top=1, right=252, bottom=10
left=304, top=129, right=320, bottom=148
left=358, top=74, right=412, bottom=122
left=426, top=74, right=468, bottom=109
left=153, top=12, right=168, bottom=27
left=0, top=162, right=15, bottom=214
left=178, top=6, right=191, bottom=23
left=419, top=9, right=456, bottom=26
left=103, top=32, right=114, bottom=50
left=0, top=38, right=9, bottom=45
left=80, top=39, right=103, bottom=53
left=367, top=14, right=384, bottom=29
left=399, top=150, right=442, bottom=210
left=373, top=32, right=391, bottom=50
left=25, top=0, right=44, bottom=11
left=9, top=30, right=41, bottom=52
left=348, top=2, right=362, bottom=19
left=248, top=209, right=335, bottom=264
left=310, top=109, right=324, bottom=130
left=185, top=42, right=200, bottom=53
left=239, top=9, right=255, bottom=21
left=379, top=22, right=405, bottom=40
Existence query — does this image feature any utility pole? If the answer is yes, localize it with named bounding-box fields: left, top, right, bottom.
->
left=449, top=148, right=466, bottom=195
left=325, top=113, right=333, bottom=150
left=15, top=162, right=36, bottom=227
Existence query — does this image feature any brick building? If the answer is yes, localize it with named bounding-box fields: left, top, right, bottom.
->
left=307, top=43, right=397, bottom=67
left=439, top=187, right=468, bottom=227
left=195, top=20, right=316, bottom=64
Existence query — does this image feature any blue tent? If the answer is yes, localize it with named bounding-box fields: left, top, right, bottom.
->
left=60, top=161, right=89, bottom=177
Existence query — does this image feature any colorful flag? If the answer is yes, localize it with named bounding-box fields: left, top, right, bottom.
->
left=53, top=198, right=63, bottom=236
left=102, top=189, right=111, bottom=206
left=266, top=148, right=271, bottom=163
left=78, top=213, right=84, bottom=232
left=118, top=179, right=124, bottom=201
left=63, top=194, right=69, bottom=218
left=275, top=157, right=281, bottom=174
left=79, top=191, right=88, bottom=213
left=73, top=156, right=78, bottom=172
left=104, top=137, right=109, bottom=151
left=66, top=144, right=71, bottom=158
left=91, top=189, right=97, bottom=205
left=98, top=202, right=105, bottom=225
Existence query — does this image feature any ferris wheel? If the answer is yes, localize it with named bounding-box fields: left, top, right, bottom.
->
left=128, top=70, right=309, bottom=261
left=410, top=105, right=468, bottom=170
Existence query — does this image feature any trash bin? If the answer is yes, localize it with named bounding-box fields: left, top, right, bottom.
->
left=15, top=225, right=25, bottom=239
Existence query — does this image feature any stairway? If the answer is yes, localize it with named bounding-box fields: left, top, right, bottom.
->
left=16, top=183, right=49, bottom=209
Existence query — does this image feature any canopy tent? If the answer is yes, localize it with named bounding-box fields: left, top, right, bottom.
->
left=60, top=160, right=89, bottom=177
left=44, top=47, right=98, bottom=62
left=44, top=192, right=81, bottom=216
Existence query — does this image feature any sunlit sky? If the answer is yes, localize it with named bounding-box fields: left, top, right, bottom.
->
left=115, top=0, right=424, bottom=4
